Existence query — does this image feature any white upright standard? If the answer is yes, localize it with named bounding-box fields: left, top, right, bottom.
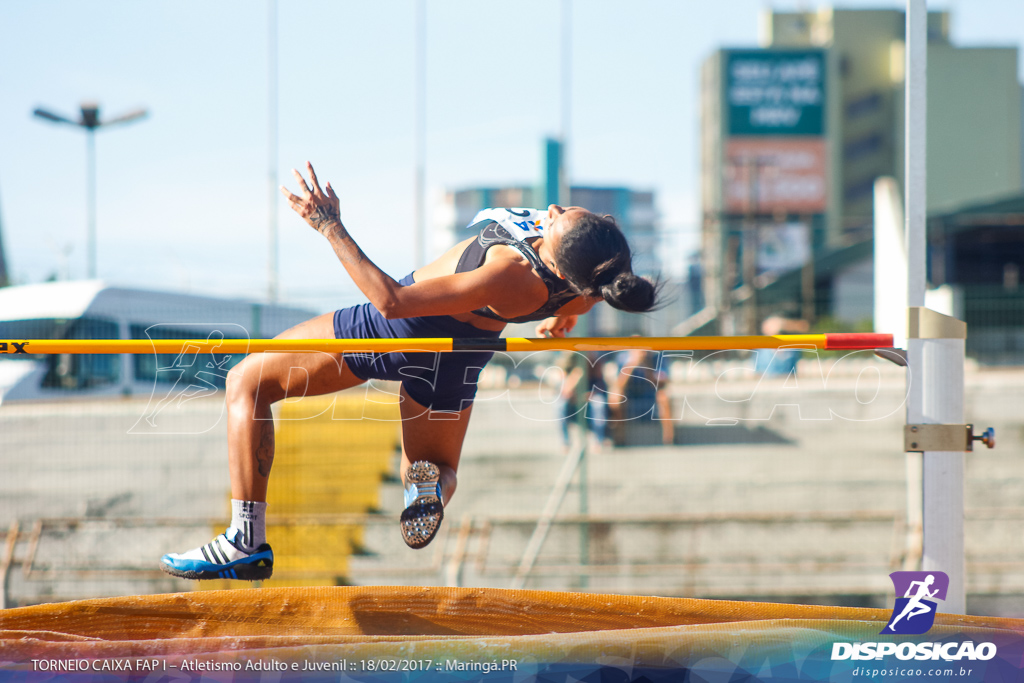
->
left=904, top=0, right=967, bottom=614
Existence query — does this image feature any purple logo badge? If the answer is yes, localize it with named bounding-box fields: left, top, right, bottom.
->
left=882, top=571, right=949, bottom=634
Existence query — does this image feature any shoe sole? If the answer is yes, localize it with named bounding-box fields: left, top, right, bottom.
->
left=401, top=461, right=444, bottom=549
left=160, top=541, right=274, bottom=582
left=160, top=561, right=273, bottom=582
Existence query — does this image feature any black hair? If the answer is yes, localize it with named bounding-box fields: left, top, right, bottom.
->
left=553, top=212, right=659, bottom=313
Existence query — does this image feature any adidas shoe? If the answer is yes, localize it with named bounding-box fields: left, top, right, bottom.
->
left=160, top=528, right=273, bottom=581
left=400, top=461, right=444, bottom=549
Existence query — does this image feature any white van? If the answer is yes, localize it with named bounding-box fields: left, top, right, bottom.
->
left=0, top=281, right=317, bottom=404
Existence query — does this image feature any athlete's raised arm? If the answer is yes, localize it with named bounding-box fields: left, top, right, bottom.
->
left=281, top=162, right=514, bottom=319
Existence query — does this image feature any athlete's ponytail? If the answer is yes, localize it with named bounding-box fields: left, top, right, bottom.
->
left=554, top=213, right=660, bottom=313
left=600, top=271, right=657, bottom=312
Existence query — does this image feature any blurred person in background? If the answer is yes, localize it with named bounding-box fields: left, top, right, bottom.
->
left=755, top=315, right=810, bottom=377
left=556, top=351, right=610, bottom=453
left=608, top=347, right=673, bottom=446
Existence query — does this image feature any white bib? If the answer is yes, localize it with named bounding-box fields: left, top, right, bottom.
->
left=468, top=208, right=546, bottom=242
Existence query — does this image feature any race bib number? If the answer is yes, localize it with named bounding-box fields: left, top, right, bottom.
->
left=468, top=208, right=545, bottom=240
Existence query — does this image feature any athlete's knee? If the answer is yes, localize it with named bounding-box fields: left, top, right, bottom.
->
left=226, top=356, right=267, bottom=408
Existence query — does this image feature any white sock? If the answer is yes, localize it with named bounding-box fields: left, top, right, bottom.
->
left=229, top=500, right=267, bottom=551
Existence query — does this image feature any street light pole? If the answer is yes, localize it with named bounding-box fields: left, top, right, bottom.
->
left=33, top=102, right=148, bottom=279
left=268, top=0, right=279, bottom=302
left=414, top=0, right=426, bottom=269
left=560, top=0, right=572, bottom=208
left=86, top=128, right=96, bottom=282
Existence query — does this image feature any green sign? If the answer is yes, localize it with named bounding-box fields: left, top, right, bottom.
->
left=726, top=49, right=826, bottom=136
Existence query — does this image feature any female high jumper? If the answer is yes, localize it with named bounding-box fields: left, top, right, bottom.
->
left=161, top=162, right=658, bottom=581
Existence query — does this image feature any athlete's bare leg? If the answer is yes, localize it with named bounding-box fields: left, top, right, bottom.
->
left=225, top=312, right=366, bottom=502
left=395, top=386, right=473, bottom=506
left=391, top=387, right=475, bottom=547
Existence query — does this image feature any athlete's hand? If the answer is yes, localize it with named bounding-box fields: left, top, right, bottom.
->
left=536, top=315, right=577, bottom=338
left=280, top=162, right=343, bottom=235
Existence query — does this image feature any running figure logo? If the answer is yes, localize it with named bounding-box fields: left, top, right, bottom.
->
left=882, top=571, right=949, bottom=634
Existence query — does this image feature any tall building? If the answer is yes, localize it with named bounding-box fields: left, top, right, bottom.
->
left=701, top=47, right=827, bottom=332
left=700, top=7, right=1023, bottom=333
left=435, top=185, right=539, bottom=258
left=765, top=8, right=1022, bottom=222
left=431, top=140, right=660, bottom=335
left=435, top=186, right=658, bottom=273
left=433, top=140, right=659, bottom=278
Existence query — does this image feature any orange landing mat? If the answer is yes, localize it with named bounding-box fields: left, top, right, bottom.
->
left=3, top=586, right=1024, bottom=680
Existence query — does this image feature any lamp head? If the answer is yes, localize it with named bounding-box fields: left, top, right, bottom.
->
left=80, top=102, right=100, bottom=129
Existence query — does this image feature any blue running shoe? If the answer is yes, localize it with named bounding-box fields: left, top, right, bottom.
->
left=401, top=461, right=444, bottom=549
left=160, top=528, right=273, bottom=581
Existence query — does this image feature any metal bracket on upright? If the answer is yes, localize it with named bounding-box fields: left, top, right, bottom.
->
left=904, top=424, right=996, bottom=452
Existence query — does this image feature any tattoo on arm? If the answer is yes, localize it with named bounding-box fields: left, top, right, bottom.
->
left=255, top=420, right=275, bottom=478
left=309, top=205, right=342, bottom=233
left=325, top=225, right=367, bottom=265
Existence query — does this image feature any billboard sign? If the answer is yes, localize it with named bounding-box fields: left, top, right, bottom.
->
left=726, top=49, right=826, bottom=136
left=725, top=138, right=827, bottom=214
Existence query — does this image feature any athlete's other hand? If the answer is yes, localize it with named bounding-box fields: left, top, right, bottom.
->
left=280, top=162, right=343, bottom=235
left=536, top=315, right=577, bottom=338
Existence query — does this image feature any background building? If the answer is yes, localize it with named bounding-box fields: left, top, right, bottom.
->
left=699, top=7, right=1024, bottom=337
left=766, top=8, right=1022, bottom=224
left=701, top=47, right=827, bottom=334
left=926, top=194, right=1024, bottom=364
left=433, top=140, right=662, bottom=335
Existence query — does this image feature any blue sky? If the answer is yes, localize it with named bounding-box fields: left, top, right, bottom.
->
left=2, top=0, right=1022, bottom=312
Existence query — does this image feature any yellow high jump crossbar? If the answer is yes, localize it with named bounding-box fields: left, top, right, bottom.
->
left=0, top=333, right=893, bottom=355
